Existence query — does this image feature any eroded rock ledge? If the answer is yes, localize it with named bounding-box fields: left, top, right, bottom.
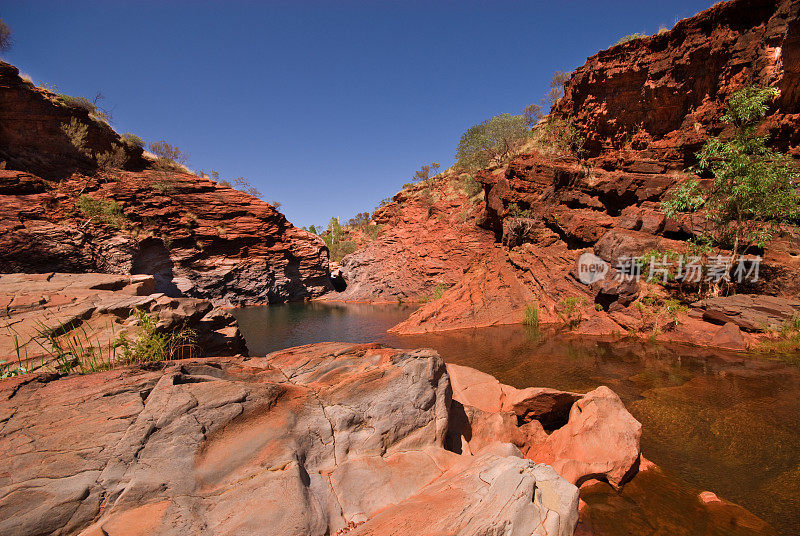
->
left=0, top=272, right=246, bottom=366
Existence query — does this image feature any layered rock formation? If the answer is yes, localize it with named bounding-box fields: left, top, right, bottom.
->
left=333, top=174, right=495, bottom=302
left=0, top=62, right=146, bottom=179
left=0, top=273, right=246, bottom=369
left=0, top=62, right=333, bottom=306
left=0, top=169, right=332, bottom=305
left=359, top=0, right=800, bottom=348
left=555, top=0, right=800, bottom=160
left=1, top=342, right=655, bottom=536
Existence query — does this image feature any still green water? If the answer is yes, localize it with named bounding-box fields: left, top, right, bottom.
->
left=232, top=302, right=800, bottom=536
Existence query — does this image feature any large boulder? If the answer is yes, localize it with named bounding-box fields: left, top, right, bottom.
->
left=532, top=386, right=642, bottom=489
left=446, top=364, right=642, bottom=490
left=0, top=343, right=581, bottom=536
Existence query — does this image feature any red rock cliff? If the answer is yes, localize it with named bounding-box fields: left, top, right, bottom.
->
left=377, top=0, right=800, bottom=346
left=0, top=62, right=333, bottom=306
left=555, top=0, right=800, bottom=161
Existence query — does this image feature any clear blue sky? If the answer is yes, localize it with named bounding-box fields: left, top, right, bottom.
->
left=2, top=0, right=716, bottom=229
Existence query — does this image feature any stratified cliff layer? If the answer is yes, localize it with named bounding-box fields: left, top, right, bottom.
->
left=333, top=174, right=495, bottom=302
left=555, top=0, right=800, bottom=161
left=0, top=61, right=333, bottom=306
left=0, top=62, right=146, bottom=179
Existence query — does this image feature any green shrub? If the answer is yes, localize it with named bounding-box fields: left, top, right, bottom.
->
left=545, top=71, right=571, bottom=107
left=151, top=180, right=176, bottom=194
left=61, top=118, right=90, bottom=156
left=76, top=195, right=128, bottom=228
left=96, top=145, right=127, bottom=171
left=121, top=132, right=145, bottom=148
left=148, top=140, right=189, bottom=170
left=419, top=283, right=449, bottom=303
left=523, top=303, right=540, bottom=327
left=460, top=175, right=483, bottom=197
left=412, top=163, right=441, bottom=183
left=556, top=296, right=586, bottom=330
left=662, top=298, right=687, bottom=320
left=117, top=310, right=198, bottom=365
left=506, top=202, right=534, bottom=218
left=347, top=212, right=371, bottom=227
left=635, top=249, right=681, bottom=283
left=364, top=224, right=385, bottom=240
left=616, top=33, right=648, bottom=45
left=530, top=116, right=585, bottom=157
left=58, top=93, right=112, bottom=123
left=59, top=95, right=96, bottom=114
left=456, top=113, right=530, bottom=170
left=663, top=86, right=800, bottom=259
left=523, top=103, right=543, bottom=128
left=338, top=240, right=358, bottom=258
left=27, top=310, right=198, bottom=375
left=322, top=217, right=358, bottom=262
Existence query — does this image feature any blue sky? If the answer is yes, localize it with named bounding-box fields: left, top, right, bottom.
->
left=2, top=0, right=716, bottom=228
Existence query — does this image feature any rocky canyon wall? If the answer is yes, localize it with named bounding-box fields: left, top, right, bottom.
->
left=346, top=0, right=800, bottom=348
left=0, top=61, right=333, bottom=306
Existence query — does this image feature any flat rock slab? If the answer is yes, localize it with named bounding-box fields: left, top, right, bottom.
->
left=697, top=294, right=800, bottom=332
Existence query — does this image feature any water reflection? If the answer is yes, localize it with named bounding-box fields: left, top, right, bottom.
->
left=231, top=302, right=417, bottom=356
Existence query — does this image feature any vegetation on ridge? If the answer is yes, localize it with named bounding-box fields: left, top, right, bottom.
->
left=456, top=113, right=530, bottom=170
left=616, top=33, right=648, bottom=45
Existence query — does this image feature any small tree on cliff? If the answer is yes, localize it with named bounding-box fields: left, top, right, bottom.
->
left=546, top=71, right=570, bottom=107
left=456, top=113, right=529, bottom=170
left=0, top=19, right=12, bottom=53
left=412, top=162, right=440, bottom=183
left=148, top=140, right=189, bottom=170
left=663, top=86, right=800, bottom=259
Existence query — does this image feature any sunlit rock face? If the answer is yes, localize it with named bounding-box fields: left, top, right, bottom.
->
left=555, top=0, right=800, bottom=161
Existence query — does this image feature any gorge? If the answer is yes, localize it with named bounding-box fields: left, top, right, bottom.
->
left=1, top=0, right=800, bottom=535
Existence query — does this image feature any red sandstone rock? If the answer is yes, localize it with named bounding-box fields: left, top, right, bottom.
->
left=532, top=386, right=642, bottom=489
left=0, top=343, right=582, bottom=536
left=445, top=364, right=642, bottom=490
left=0, top=61, right=333, bottom=306
left=0, top=62, right=146, bottom=179
left=333, top=174, right=495, bottom=302
left=555, top=0, right=800, bottom=162
left=699, top=294, right=800, bottom=331
left=366, top=0, right=800, bottom=350
left=0, top=168, right=333, bottom=305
